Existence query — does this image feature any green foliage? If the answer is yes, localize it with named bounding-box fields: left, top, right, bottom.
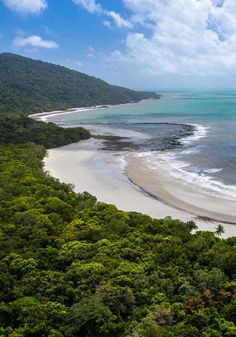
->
left=64, top=297, right=118, bottom=337
left=0, top=144, right=236, bottom=336
left=0, top=53, right=159, bottom=114
left=0, top=114, right=90, bottom=148
left=0, top=56, right=235, bottom=337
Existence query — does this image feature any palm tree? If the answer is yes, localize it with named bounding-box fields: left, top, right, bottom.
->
left=187, top=221, right=198, bottom=232
left=215, top=224, right=225, bottom=237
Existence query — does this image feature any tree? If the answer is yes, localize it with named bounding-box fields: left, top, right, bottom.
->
left=215, top=225, right=225, bottom=237
left=63, top=297, right=117, bottom=337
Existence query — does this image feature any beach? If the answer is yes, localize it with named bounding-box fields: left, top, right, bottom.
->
left=35, top=92, right=236, bottom=239
left=28, top=106, right=98, bottom=122
left=127, top=155, right=236, bottom=224
left=44, top=138, right=236, bottom=238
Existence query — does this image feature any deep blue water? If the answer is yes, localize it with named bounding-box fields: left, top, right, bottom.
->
left=49, top=90, right=236, bottom=188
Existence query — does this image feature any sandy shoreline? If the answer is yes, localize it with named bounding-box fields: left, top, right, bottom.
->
left=44, top=139, right=236, bottom=238
left=127, top=155, right=236, bottom=225
left=29, top=99, right=159, bottom=122
left=28, top=106, right=99, bottom=121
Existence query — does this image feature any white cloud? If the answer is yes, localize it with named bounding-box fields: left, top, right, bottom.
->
left=73, top=0, right=132, bottom=29
left=104, top=10, right=133, bottom=28
left=72, top=0, right=101, bottom=13
left=13, top=35, right=58, bottom=49
left=103, top=20, right=112, bottom=28
left=87, top=46, right=95, bottom=57
left=105, top=0, right=236, bottom=75
left=2, top=0, right=47, bottom=14
left=74, top=60, right=84, bottom=67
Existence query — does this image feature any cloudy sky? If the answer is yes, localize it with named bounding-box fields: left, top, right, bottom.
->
left=1, top=0, right=236, bottom=89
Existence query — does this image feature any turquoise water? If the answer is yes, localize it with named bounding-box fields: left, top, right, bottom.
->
left=49, top=90, right=236, bottom=190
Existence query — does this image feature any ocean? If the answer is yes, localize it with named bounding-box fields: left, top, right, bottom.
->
left=48, top=90, right=236, bottom=207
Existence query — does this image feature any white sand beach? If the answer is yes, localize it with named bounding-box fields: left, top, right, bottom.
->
left=29, top=106, right=98, bottom=122
left=29, top=99, right=156, bottom=123
left=44, top=138, right=236, bottom=238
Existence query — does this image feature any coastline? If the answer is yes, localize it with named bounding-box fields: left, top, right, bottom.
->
left=44, top=139, right=236, bottom=238
left=38, top=98, right=236, bottom=237
left=28, top=106, right=98, bottom=122
left=29, top=98, right=160, bottom=122
left=126, top=155, right=236, bottom=225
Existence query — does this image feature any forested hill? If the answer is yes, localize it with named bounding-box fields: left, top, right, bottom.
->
left=0, top=53, right=159, bottom=114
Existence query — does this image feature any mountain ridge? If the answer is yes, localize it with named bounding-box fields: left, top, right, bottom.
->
left=0, top=53, right=160, bottom=114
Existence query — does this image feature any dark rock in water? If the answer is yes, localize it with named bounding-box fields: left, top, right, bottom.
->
left=98, top=122, right=195, bottom=152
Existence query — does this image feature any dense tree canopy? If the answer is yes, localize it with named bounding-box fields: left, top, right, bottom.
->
left=0, top=142, right=236, bottom=336
left=0, top=114, right=90, bottom=148
left=0, top=53, right=159, bottom=114
left=0, top=52, right=235, bottom=337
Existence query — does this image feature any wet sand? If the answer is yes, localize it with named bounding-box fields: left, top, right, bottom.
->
left=44, top=139, right=236, bottom=238
left=127, top=155, right=236, bottom=224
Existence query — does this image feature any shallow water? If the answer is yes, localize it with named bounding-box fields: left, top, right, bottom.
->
left=48, top=90, right=236, bottom=203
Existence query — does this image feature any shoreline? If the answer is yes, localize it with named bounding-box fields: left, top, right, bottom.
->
left=127, top=175, right=236, bottom=226
left=39, top=99, right=236, bottom=237
left=28, top=106, right=98, bottom=121
left=29, top=98, right=159, bottom=122
left=126, top=155, right=236, bottom=225
left=44, top=139, right=236, bottom=238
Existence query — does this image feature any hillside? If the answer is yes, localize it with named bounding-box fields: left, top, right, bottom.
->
left=0, top=53, right=159, bottom=114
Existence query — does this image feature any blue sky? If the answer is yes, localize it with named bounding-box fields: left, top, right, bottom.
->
left=1, top=0, right=236, bottom=89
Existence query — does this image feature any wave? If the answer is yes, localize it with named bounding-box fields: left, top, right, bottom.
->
left=127, top=148, right=236, bottom=201
left=203, top=168, right=223, bottom=174
left=180, top=123, right=210, bottom=146
left=120, top=122, right=236, bottom=202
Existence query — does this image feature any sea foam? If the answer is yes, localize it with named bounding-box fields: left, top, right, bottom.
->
left=126, top=123, right=236, bottom=201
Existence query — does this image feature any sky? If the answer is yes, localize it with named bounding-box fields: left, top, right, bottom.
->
left=1, top=0, right=236, bottom=90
